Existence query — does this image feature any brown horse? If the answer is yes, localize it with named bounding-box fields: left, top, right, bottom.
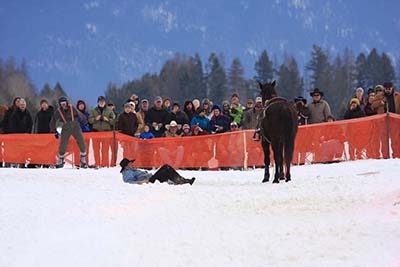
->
left=258, top=81, right=298, bottom=183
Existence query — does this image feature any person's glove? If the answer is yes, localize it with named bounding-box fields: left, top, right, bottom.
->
left=55, top=127, right=62, bottom=139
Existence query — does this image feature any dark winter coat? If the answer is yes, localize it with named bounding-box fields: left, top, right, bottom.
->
left=33, top=106, right=54, bottom=133
left=210, top=114, right=232, bottom=134
left=77, top=101, right=91, bottom=132
left=183, top=100, right=196, bottom=123
left=242, top=107, right=263, bottom=129
left=363, top=102, right=377, bottom=116
left=9, top=108, right=33, bottom=133
left=295, top=102, right=311, bottom=126
left=145, top=106, right=170, bottom=137
left=170, top=110, right=189, bottom=126
left=343, top=105, right=366, bottom=120
left=117, top=112, right=139, bottom=137
left=2, top=106, right=18, bottom=133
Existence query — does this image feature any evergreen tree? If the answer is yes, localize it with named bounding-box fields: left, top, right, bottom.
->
left=254, top=50, right=274, bottom=83
left=355, top=53, right=368, bottom=88
left=276, top=56, right=302, bottom=99
left=105, top=82, right=124, bottom=111
left=189, top=53, right=206, bottom=99
left=306, top=45, right=332, bottom=92
left=228, top=57, right=246, bottom=100
left=206, top=53, right=227, bottom=103
left=381, top=52, right=396, bottom=83
left=40, top=83, right=53, bottom=98
left=397, top=57, right=400, bottom=88
left=365, top=48, right=383, bottom=86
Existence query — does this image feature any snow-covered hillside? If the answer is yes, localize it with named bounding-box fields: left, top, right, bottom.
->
left=1, top=1, right=399, bottom=103
left=1, top=159, right=399, bottom=267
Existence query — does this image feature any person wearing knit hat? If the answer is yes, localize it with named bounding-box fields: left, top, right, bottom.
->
left=52, top=96, right=89, bottom=168
left=344, top=97, right=365, bottom=120
left=210, top=104, right=231, bottom=134
left=294, top=96, right=310, bottom=126
left=76, top=100, right=90, bottom=132
left=364, top=90, right=378, bottom=116
left=33, top=99, right=54, bottom=134
left=355, top=87, right=366, bottom=108
left=190, top=107, right=210, bottom=133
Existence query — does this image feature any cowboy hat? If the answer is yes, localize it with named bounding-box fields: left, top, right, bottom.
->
left=165, top=120, right=182, bottom=130
left=310, top=88, right=324, bottom=97
left=119, top=158, right=135, bottom=173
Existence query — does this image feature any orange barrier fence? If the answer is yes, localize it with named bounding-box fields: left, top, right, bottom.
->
left=0, top=114, right=399, bottom=168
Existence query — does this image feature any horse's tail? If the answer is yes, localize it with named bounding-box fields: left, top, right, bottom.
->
left=283, top=105, right=298, bottom=163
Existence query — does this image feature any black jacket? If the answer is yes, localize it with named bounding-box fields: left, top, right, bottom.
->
left=34, top=106, right=54, bottom=133
left=9, top=108, right=33, bottom=133
left=344, top=106, right=365, bottom=120
left=170, top=110, right=189, bottom=126
left=145, top=107, right=170, bottom=137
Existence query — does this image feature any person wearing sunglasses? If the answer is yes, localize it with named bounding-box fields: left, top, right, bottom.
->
left=308, top=88, right=333, bottom=124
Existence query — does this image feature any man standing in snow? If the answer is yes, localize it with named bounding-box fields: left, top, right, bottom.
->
left=119, top=158, right=195, bottom=185
left=51, top=96, right=88, bottom=168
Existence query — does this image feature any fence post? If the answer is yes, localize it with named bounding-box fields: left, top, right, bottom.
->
left=385, top=112, right=391, bottom=159
left=243, top=131, right=248, bottom=170
left=113, top=124, right=117, bottom=166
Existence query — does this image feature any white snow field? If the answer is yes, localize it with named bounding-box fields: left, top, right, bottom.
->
left=1, top=159, right=400, bottom=267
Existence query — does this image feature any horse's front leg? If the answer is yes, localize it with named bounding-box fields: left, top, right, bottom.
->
left=261, top=139, right=270, bottom=183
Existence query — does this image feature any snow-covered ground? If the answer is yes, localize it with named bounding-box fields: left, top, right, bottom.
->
left=1, top=159, right=399, bottom=267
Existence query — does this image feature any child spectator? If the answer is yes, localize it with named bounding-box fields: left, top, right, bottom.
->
left=181, top=124, right=192, bottom=136
left=139, top=124, right=155, bottom=139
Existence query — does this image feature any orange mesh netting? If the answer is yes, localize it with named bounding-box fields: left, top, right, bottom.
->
left=0, top=114, right=398, bottom=168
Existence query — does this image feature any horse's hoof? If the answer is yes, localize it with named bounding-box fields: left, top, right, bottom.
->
left=262, top=178, right=269, bottom=183
left=272, top=179, right=279, bottom=183
left=279, top=176, right=285, bottom=180
left=285, top=177, right=291, bottom=182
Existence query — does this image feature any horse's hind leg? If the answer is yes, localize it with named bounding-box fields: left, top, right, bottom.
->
left=261, top=139, right=270, bottom=183
left=272, top=142, right=284, bottom=183
left=284, top=139, right=295, bottom=182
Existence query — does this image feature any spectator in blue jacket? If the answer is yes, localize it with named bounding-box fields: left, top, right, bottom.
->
left=190, top=108, right=210, bottom=132
left=139, top=124, right=155, bottom=139
left=76, top=100, right=91, bottom=132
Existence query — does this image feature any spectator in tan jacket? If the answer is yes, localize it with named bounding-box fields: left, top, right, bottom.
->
left=135, top=99, right=148, bottom=136
left=383, top=82, right=400, bottom=114
left=308, top=88, right=333, bottom=124
left=372, top=85, right=387, bottom=114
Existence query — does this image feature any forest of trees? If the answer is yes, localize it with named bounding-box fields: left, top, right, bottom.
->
left=0, top=57, right=68, bottom=112
left=1, top=45, right=398, bottom=118
left=103, top=46, right=397, bottom=117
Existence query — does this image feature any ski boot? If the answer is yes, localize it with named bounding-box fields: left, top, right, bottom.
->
left=55, top=154, right=64, bottom=168
left=80, top=152, right=88, bottom=168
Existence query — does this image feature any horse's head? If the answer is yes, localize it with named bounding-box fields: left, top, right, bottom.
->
left=257, top=80, right=277, bottom=105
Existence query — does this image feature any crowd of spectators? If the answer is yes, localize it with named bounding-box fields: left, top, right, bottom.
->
left=0, top=81, right=399, bottom=139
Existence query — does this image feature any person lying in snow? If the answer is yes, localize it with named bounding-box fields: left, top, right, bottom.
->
left=119, top=158, right=195, bottom=185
